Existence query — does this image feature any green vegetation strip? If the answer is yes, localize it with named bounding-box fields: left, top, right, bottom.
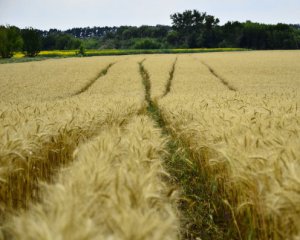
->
left=138, top=60, right=235, bottom=239
left=0, top=48, right=247, bottom=64
left=50, top=48, right=246, bottom=57
left=0, top=56, right=52, bottom=64
left=72, top=62, right=115, bottom=96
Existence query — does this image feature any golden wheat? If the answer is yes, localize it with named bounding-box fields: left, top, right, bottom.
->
left=0, top=56, right=117, bottom=102
left=0, top=56, right=146, bottom=229
left=158, top=51, right=300, bottom=239
left=142, top=55, right=177, bottom=99
left=1, top=51, right=299, bottom=240
left=5, top=116, right=179, bottom=240
left=0, top=95, right=140, bottom=212
left=84, top=55, right=145, bottom=98
left=194, top=50, right=300, bottom=93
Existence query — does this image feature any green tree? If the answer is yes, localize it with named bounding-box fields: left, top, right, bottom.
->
left=134, top=38, right=161, bottom=49
left=22, top=28, right=42, bottom=57
left=42, top=34, right=57, bottom=50
left=220, top=21, right=243, bottom=47
left=55, top=34, right=72, bottom=50
left=170, top=10, right=219, bottom=47
left=166, top=31, right=180, bottom=46
left=76, top=45, right=85, bottom=56
left=0, top=26, right=23, bottom=58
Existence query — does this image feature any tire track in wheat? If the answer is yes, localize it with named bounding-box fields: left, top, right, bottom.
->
left=138, top=60, right=227, bottom=239
left=201, top=61, right=237, bottom=92
left=72, top=62, right=115, bottom=96
left=138, top=59, right=152, bottom=104
left=162, top=57, right=177, bottom=98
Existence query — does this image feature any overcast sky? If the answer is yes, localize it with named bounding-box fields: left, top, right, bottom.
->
left=0, top=0, right=299, bottom=30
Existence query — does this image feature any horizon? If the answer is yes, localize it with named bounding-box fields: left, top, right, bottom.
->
left=0, top=0, right=300, bottom=31
left=1, top=21, right=300, bottom=32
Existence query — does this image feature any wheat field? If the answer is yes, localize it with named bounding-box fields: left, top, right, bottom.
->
left=0, top=51, right=299, bottom=240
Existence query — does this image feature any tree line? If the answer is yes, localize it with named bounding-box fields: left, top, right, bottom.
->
left=1, top=10, right=300, bottom=58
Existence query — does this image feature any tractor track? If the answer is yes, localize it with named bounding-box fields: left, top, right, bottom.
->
left=72, top=62, right=115, bottom=96
left=201, top=61, right=237, bottom=92
left=162, top=57, right=178, bottom=98
left=138, top=59, right=229, bottom=239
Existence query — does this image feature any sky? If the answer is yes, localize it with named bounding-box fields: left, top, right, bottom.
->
left=0, top=0, right=299, bottom=30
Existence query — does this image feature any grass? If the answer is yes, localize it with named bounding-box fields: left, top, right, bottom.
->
left=40, top=48, right=247, bottom=57
left=0, top=48, right=247, bottom=64
left=0, top=56, right=53, bottom=64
